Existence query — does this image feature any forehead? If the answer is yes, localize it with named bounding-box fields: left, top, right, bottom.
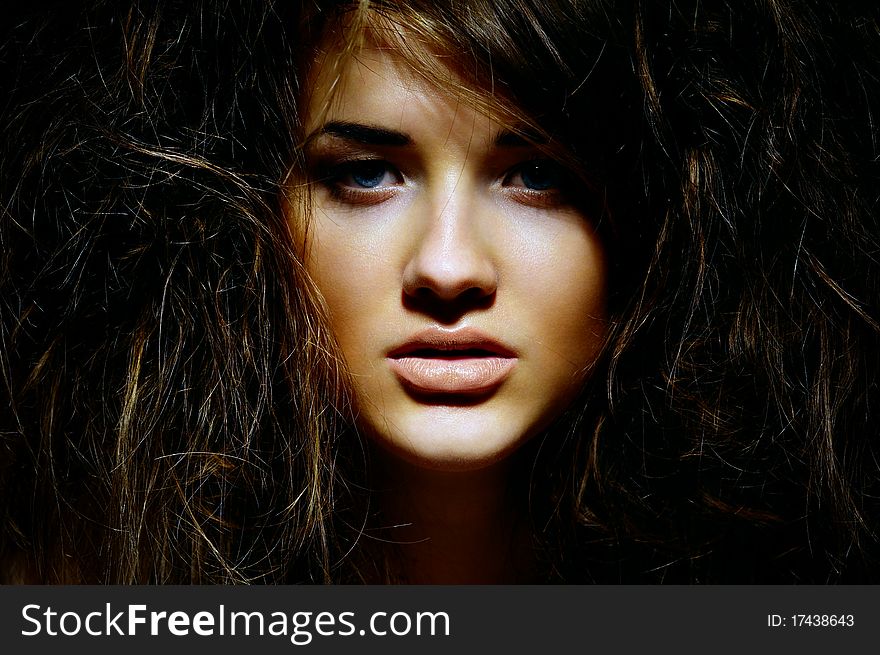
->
left=303, top=32, right=505, bottom=145
left=306, top=46, right=501, bottom=151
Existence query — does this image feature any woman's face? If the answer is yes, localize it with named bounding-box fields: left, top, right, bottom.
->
left=299, top=42, right=606, bottom=471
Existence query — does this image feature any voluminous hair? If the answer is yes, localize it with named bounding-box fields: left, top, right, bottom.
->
left=1, top=0, right=879, bottom=582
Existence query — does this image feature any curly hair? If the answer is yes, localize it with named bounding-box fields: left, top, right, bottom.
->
left=0, top=0, right=353, bottom=583
left=1, top=0, right=879, bottom=582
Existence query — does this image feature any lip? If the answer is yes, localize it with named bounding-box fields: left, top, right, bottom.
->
left=387, top=327, right=517, bottom=396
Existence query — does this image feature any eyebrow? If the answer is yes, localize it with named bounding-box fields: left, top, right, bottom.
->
left=311, top=121, right=411, bottom=146
left=495, top=128, right=550, bottom=148
left=494, top=131, right=531, bottom=147
left=309, top=121, right=548, bottom=150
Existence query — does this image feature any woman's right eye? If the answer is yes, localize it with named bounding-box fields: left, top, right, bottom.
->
left=338, top=161, right=397, bottom=189
left=328, top=160, right=402, bottom=190
left=313, top=159, right=404, bottom=206
left=310, top=158, right=406, bottom=205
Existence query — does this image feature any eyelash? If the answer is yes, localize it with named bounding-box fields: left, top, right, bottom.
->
left=314, top=159, right=572, bottom=209
left=317, top=159, right=403, bottom=206
left=500, top=161, right=570, bottom=208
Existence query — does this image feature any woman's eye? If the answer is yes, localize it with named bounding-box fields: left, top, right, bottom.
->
left=333, top=160, right=401, bottom=189
left=501, top=160, right=576, bottom=209
left=504, top=160, right=564, bottom=191
left=312, top=159, right=404, bottom=206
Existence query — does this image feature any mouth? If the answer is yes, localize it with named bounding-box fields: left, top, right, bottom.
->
left=387, top=330, right=517, bottom=397
left=396, top=347, right=504, bottom=359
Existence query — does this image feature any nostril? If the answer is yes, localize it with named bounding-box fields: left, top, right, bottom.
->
left=408, top=282, right=495, bottom=303
left=402, top=259, right=498, bottom=302
left=401, top=219, right=498, bottom=302
left=457, top=285, right=495, bottom=303
left=402, top=285, right=496, bottom=324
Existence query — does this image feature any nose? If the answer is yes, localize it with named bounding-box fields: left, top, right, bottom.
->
left=402, top=192, right=497, bottom=304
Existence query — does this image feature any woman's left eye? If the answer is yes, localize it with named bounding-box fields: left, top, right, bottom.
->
left=501, top=160, right=573, bottom=208
left=502, top=160, right=570, bottom=192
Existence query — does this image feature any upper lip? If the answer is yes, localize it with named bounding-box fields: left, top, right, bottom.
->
left=387, top=327, right=516, bottom=359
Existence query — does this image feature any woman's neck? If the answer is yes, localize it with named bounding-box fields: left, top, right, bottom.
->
left=370, top=449, right=536, bottom=584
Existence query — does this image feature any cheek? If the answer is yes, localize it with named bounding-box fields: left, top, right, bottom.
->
left=534, top=254, right=606, bottom=424
left=304, top=222, right=392, bottom=360
left=308, top=219, right=371, bottom=307
left=511, top=220, right=607, bottom=365
left=552, top=243, right=605, bottom=360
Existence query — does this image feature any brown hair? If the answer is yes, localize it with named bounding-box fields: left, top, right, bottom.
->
left=2, top=0, right=879, bottom=582
left=0, top=0, right=352, bottom=583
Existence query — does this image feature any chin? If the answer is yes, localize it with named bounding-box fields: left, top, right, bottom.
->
left=361, top=406, right=534, bottom=473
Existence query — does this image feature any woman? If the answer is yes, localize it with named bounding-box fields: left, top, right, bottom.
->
left=1, top=0, right=878, bottom=583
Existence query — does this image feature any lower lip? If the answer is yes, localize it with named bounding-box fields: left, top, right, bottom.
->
left=388, top=356, right=516, bottom=396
